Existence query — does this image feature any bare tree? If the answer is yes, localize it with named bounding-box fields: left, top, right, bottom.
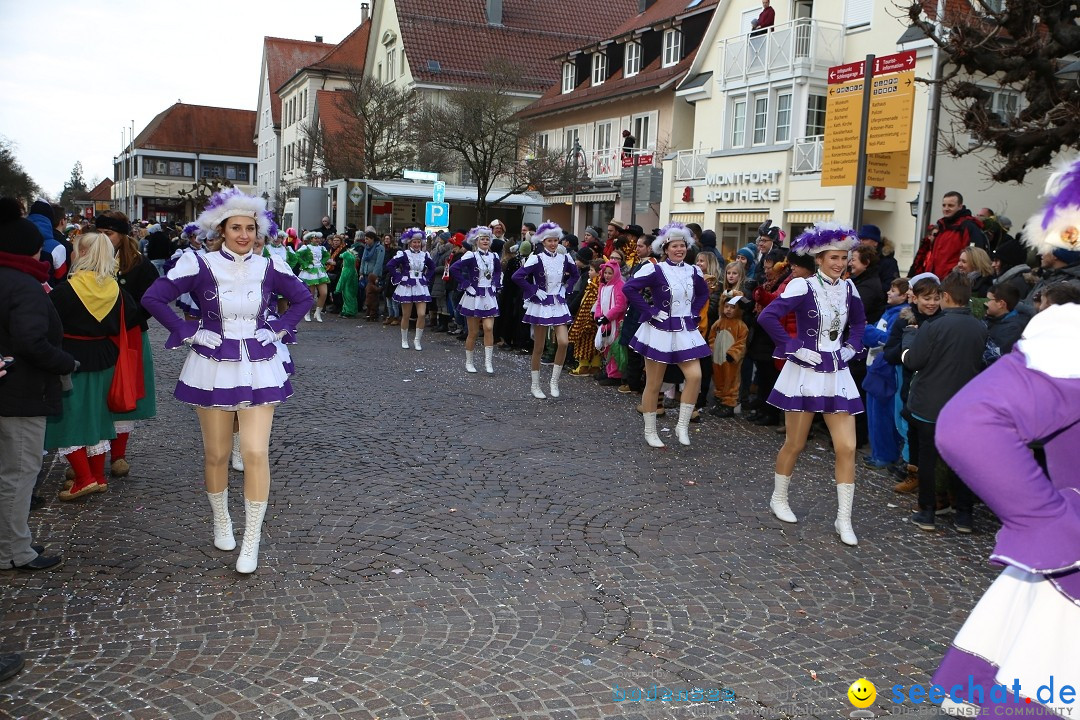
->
left=0, top=137, right=40, bottom=203
left=415, top=60, right=561, bottom=223
left=905, top=1, right=1080, bottom=183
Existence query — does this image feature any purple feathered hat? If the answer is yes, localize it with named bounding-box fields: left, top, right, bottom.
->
left=650, top=221, right=694, bottom=255
left=181, top=222, right=200, bottom=238
left=534, top=221, right=563, bottom=242
left=196, top=188, right=271, bottom=238
left=467, top=225, right=492, bottom=244
left=1024, top=157, right=1080, bottom=256
left=400, top=227, right=424, bottom=245
left=789, top=222, right=859, bottom=256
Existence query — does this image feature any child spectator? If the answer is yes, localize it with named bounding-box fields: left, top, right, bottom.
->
left=592, top=260, right=627, bottom=385
left=707, top=297, right=748, bottom=417
left=862, top=278, right=909, bottom=469
left=568, top=260, right=602, bottom=377
left=901, top=271, right=987, bottom=533
left=983, top=282, right=1026, bottom=365
left=364, top=273, right=383, bottom=321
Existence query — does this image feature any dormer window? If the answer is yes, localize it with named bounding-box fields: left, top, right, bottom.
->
left=662, top=28, right=682, bottom=67
left=562, top=62, right=576, bottom=93
left=591, top=52, right=607, bottom=86
left=625, top=41, right=642, bottom=78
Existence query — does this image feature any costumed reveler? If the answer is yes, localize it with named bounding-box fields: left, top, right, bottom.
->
left=930, top=161, right=1080, bottom=718
left=295, top=231, right=330, bottom=322
left=450, top=225, right=502, bottom=374
left=512, top=222, right=580, bottom=399
left=756, top=223, right=866, bottom=546
left=385, top=228, right=435, bottom=351
left=622, top=223, right=710, bottom=448
left=141, top=189, right=312, bottom=573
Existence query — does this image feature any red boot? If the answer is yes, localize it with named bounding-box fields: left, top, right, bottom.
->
left=59, top=448, right=99, bottom=500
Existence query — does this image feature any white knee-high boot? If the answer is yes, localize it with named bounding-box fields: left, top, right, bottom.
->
left=484, top=346, right=494, bottom=374
left=835, top=483, right=858, bottom=546
left=413, top=328, right=424, bottom=351
left=549, top=364, right=563, bottom=398
left=530, top=370, right=546, bottom=399
left=675, top=403, right=694, bottom=445
left=236, top=499, right=268, bottom=574
left=206, top=490, right=236, bottom=551
left=230, top=432, right=244, bottom=471
left=643, top=412, right=665, bottom=448
left=400, top=328, right=409, bottom=349
left=465, top=350, right=477, bottom=373
left=770, top=473, right=798, bottom=523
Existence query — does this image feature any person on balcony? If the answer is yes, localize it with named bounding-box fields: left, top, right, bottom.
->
left=621, top=130, right=636, bottom=161
left=750, top=0, right=775, bottom=35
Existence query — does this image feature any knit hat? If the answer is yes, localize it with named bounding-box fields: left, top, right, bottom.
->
left=0, top=198, right=45, bottom=256
left=584, top=226, right=602, bottom=240
left=196, top=188, right=274, bottom=238
left=1024, top=157, right=1080, bottom=256
left=858, top=224, right=882, bottom=244
left=1053, top=248, right=1080, bottom=264
left=736, top=245, right=756, bottom=266
left=700, top=229, right=718, bottom=248
left=625, top=224, right=644, bottom=238
left=575, top=246, right=594, bottom=264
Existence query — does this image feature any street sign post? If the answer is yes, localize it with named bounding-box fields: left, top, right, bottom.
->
left=432, top=181, right=445, bottom=204
left=867, top=70, right=915, bottom=154
left=425, top=201, right=449, bottom=228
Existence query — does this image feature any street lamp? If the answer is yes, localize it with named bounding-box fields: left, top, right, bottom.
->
left=566, top=139, right=583, bottom=236
left=908, top=192, right=920, bottom=217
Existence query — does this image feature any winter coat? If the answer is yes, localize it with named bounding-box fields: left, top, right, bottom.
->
left=983, top=310, right=1028, bottom=366
left=851, top=268, right=885, bottom=325
left=926, top=209, right=986, bottom=279
left=902, top=307, right=987, bottom=422
left=1019, top=262, right=1080, bottom=318
left=0, top=253, right=78, bottom=416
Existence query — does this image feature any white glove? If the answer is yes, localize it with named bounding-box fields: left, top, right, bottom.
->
left=793, top=347, right=822, bottom=366
left=188, top=329, right=223, bottom=349
left=653, top=311, right=670, bottom=323
left=840, top=345, right=857, bottom=362
left=255, top=328, right=280, bottom=346
left=466, top=287, right=477, bottom=297
left=534, top=290, right=549, bottom=302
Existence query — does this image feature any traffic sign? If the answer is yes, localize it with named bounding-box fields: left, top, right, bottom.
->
left=404, top=169, right=439, bottom=182
left=873, top=50, right=916, bottom=76
left=432, top=181, right=445, bottom=203
left=866, top=148, right=911, bottom=189
left=828, top=60, right=865, bottom=85
left=821, top=77, right=865, bottom=186
left=348, top=184, right=364, bottom=205
left=621, top=153, right=654, bottom=168
left=867, top=71, right=916, bottom=154
left=425, top=201, right=449, bottom=228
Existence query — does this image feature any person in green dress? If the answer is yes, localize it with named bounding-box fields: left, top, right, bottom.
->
left=336, top=240, right=360, bottom=318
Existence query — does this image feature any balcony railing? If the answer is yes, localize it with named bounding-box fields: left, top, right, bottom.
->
left=584, top=147, right=621, bottom=180
left=791, top=135, right=824, bottom=174
left=674, top=148, right=711, bottom=180
left=719, top=18, right=845, bottom=85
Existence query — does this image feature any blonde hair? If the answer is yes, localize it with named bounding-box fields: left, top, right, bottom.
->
left=696, top=251, right=720, bottom=278
left=962, top=246, right=993, bottom=277
left=722, top=261, right=746, bottom=293
left=70, top=232, right=118, bottom=282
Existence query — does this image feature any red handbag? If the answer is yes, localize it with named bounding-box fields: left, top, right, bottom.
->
left=107, top=296, right=139, bottom=413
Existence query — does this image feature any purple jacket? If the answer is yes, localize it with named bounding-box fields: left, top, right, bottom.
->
left=142, top=249, right=312, bottom=361
left=512, top=251, right=580, bottom=302
left=622, top=261, right=709, bottom=332
left=757, top=276, right=866, bottom=372
left=450, top=251, right=502, bottom=296
left=385, top=250, right=435, bottom=288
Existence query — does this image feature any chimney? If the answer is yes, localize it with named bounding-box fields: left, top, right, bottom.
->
left=360, top=2, right=370, bottom=22
left=486, top=0, right=503, bottom=25
left=315, top=35, right=324, bottom=43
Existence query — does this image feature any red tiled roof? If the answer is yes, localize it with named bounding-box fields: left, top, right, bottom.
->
left=316, top=89, right=357, bottom=140
left=396, top=0, right=639, bottom=92
left=263, top=37, right=332, bottom=125
left=87, top=178, right=113, bottom=202
left=520, top=51, right=696, bottom=118
left=606, top=0, right=720, bottom=43
left=308, top=21, right=370, bottom=75
left=134, top=103, right=256, bottom=157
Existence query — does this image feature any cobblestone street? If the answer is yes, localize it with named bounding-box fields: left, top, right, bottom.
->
left=2, top=316, right=998, bottom=720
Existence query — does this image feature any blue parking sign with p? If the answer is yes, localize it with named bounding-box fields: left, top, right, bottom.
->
left=426, top=201, right=449, bottom=228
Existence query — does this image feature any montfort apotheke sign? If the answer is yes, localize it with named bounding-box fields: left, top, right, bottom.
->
left=702, top=170, right=782, bottom=203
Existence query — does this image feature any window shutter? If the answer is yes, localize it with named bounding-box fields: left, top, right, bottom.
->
left=844, top=0, right=872, bottom=29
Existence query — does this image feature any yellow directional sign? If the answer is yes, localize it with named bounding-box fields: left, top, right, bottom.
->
left=821, top=78, right=864, bottom=187
left=866, top=148, right=911, bottom=189
left=867, top=71, right=915, bottom=154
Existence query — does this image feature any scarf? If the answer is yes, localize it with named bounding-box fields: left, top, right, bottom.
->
left=68, top=270, right=119, bottom=322
left=0, top=250, right=50, bottom=283
left=362, top=242, right=380, bottom=264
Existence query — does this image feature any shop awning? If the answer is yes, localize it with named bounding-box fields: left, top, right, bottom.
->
left=365, top=179, right=547, bottom=206
left=714, top=211, right=769, bottom=224
left=785, top=210, right=834, bottom=224
left=670, top=212, right=705, bottom=224
left=544, top=192, right=619, bottom=204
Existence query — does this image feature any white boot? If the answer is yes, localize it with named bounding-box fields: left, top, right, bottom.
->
left=465, top=350, right=477, bottom=373
left=770, top=473, right=798, bottom=523
left=643, top=412, right=666, bottom=448
left=230, top=432, right=244, bottom=472
left=835, top=483, right=858, bottom=546
left=675, top=403, right=694, bottom=446
left=236, top=499, right=268, bottom=574
left=530, top=370, right=546, bottom=399
left=314, top=307, right=323, bottom=323
left=484, top=346, right=494, bottom=374
left=401, top=328, right=409, bottom=349
left=413, top=328, right=424, bottom=351
left=549, top=364, right=563, bottom=398
left=304, top=310, right=312, bottom=322
left=206, top=490, right=236, bottom=551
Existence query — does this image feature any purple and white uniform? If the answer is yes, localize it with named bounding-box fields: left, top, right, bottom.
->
left=387, top=249, right=435, bottom=303
left=931, top=304, right=1080, bottom=718
left=758, top=275, right=866, bottom=414
left=512, top=250, right=579, bottom=326
left=622, top=260, right=710, bottom=364
left=142, top=247, right=312, bottom=409
left=452, top=250, right=501, bottom=318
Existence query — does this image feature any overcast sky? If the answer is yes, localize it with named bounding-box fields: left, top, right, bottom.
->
left=0, top=0, right=364, bottom=197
